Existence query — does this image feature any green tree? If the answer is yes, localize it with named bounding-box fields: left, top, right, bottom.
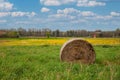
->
left=7, top=31, right=19, bottom=38
left=46, top=31, right=50, bottom=38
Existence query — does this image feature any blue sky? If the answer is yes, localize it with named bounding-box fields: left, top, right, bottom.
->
left=0, top=0, right=120, bottom=31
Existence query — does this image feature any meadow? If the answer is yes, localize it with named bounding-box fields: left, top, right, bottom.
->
left=0, top=38, right=120, bottom=46
left=0, top=38, right=120, bottom=80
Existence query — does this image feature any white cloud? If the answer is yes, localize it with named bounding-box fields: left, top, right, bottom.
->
left=41, top=7, right=50, bottom=12
left=40, top=0, right=76, bottom=6
left=93, top=15, right=112, bottom=20
left=0, top=12, right=36, bottom=17
left=55, top=8, right=96, bottom=19
left=0, top=0, right=13, bottom=11
left=40, top=0, right=61, bottom=6
left=110, top=12, right=120, bottom=16
left=31, top=12, right=36, bottom=17
left=50, top=8, right=96, bottom=19
left=11, top=12, right=28, bottom=17
left=77, top=0, right=106, bottom=7
left=81, top=11, right=96, bottom=16
left=0, top=12, right=10, bottom=17
left=92, top=12, right=120, bottom=20
left=62, top=0, right=76, bottom=4
left=49, top=8, right=80, bottom=19
left=49, top=14, right=75, bottom=20
left=57, top=8, right=80, bottom=14
left=0, top=20, right=7, bottom=23
left=48, top=8, right=119, bottom=24
left=40, top=0, right=106, bottom=7
left=70, top=19, right=87, bottom=23
left=16, top=21, right=32, bottom=24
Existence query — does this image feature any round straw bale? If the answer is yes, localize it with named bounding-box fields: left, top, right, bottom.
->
left=60, top=38, right=95, bottom=64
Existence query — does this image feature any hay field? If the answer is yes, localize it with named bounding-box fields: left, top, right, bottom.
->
left=0, top=38, right=120, bottom=80
left=0, top=38, right=120, bottom=46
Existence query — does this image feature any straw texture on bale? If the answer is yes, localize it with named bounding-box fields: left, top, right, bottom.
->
left=60, top=39, right=95, bottom=64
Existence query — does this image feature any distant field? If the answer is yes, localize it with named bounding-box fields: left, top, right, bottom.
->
left=0, top=38, right=120, bottom=46
left=0, top=38, right=120, bottom=80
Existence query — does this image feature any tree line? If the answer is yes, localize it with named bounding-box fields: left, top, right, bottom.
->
left=0, top=28, right=120, bottom=38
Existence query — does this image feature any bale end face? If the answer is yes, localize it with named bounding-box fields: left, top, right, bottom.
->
left=60, top=39, right=95, bottom=64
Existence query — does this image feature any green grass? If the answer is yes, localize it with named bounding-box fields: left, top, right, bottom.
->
left=0, top=45, right=120, bottom=80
